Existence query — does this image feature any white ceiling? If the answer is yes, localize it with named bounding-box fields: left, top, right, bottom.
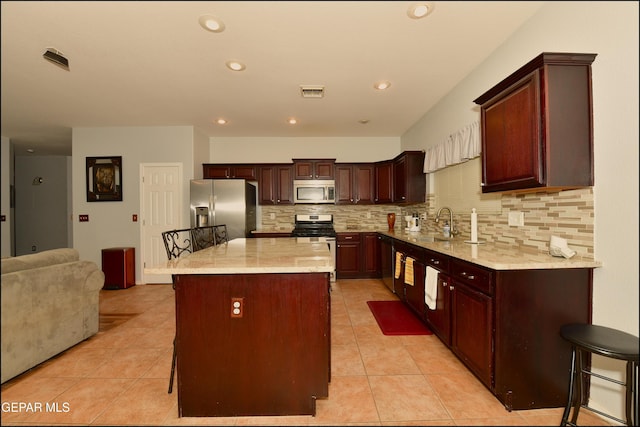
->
left=1, top=1, right=545, bottom=156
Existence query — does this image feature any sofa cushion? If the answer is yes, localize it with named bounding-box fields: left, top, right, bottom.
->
left=1, top=248, right=79, bottom=274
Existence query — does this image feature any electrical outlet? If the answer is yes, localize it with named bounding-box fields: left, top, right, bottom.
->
left=79, top=214, right=89, bottom=222
left=132, top=214, right=138, bottom=222
left=366, top=212, right=371, bottom=219
left=269, top=213, right=276, bottom=220
left=508, top=211, right=525, bottom=227
left=231, top=297, right=244, bottom=318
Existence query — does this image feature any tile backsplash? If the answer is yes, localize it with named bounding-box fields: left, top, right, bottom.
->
left=259, top=187, right=594, bottom=258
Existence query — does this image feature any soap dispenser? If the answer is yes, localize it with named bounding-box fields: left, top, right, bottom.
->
left=443, top=221, right=451, bottom=238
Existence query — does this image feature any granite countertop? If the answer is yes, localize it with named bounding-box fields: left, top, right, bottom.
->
left=378, top=230, right=602, bottom=270
left=251, top=229, right=293, bottom=234
left=144, top=237, right=334, bottom=275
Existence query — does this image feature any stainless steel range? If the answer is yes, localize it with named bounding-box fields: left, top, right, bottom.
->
left=291, top=214, right=336, bottom=282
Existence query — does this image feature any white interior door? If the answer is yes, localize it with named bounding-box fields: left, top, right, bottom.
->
left=140, top=163, right=183, bottom=284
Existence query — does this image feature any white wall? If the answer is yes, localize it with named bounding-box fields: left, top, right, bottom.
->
left=1, top=136, right=11, bottom=257
left=72, top=126, right=196, bottom=281
left=402, top=1, right=639, bottom=419
left=193, top=127, right=210, bottom=179
left=210, top=136, right=401, bottom=163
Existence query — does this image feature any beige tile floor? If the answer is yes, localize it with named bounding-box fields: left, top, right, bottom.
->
left=1, top=279, right=613, bottom=426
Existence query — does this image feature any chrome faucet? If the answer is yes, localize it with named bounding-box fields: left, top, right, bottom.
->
left=435, top=207, right=458, bottom=237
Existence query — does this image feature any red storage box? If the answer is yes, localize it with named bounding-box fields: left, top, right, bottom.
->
left=101, top=247, right=135, bottom=289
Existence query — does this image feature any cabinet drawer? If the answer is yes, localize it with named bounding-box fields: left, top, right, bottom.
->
left=451, top=259, right=493, bottom=295
left=424, top=249, right=449, bottom=272
left=337, top=232, right=360, bottom=243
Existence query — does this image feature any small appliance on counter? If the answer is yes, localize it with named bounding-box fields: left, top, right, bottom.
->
left=404, top=214, right=420, bottom=232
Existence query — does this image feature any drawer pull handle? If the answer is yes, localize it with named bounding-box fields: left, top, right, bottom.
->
left=461, top=272, right=475, bottom=280
left=450, top=285, right=455, bottom=291
left=431, top=259, right=440, bottom=265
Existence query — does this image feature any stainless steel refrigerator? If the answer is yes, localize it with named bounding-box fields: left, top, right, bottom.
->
left=190, top=179, right=257, bottom=240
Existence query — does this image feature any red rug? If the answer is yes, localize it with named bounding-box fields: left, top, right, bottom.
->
left=367, top=301, right=432, bottom=336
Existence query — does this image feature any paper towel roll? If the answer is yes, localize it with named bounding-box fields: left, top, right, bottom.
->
left=470, top=208, right=478, bottom=243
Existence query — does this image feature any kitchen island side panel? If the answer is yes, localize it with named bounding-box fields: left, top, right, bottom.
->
left=174, top=272, right=330, bottom=417
left=494, top=268, right=593, bottom=410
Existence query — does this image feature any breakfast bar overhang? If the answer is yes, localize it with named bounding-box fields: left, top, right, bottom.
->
left=145, top=237, right=334, bottom=417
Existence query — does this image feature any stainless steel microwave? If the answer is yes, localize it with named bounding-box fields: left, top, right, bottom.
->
left=293, top=180, right=336, bottom=204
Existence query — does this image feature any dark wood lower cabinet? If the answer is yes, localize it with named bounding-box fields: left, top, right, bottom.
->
left=450, top=280, right=493, bottom=388
left=425, top=273, right=451, bottom=346
left=336, top=232, right=380, bottom=279
left=493, top=268, right=592, bottom=410
left=378, top=233, right=594, bottom=412
left=173, top=272, right=330, bottom=417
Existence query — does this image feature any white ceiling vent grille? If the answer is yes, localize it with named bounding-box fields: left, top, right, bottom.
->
left=300, top=86, right=325, bottom=98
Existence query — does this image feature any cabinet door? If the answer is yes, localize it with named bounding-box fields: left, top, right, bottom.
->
left=425, top=273, right=451, bottom=346
left=481, top=71, right=542, bottom=192
left=336, top=233, right=361, bottom=278
left=354, top=164, right=375, bottom=204
left=314, top=161, right=334, bottom=179
left=232, top=165, right=257, bottom=180
left=375, top=161, right=393, bottom=203
left=294, top=161, right=314, bottom=179
left=451, top=281, right=493, bottom=388
left=335, top=165, right=354, bottom=204
left=203, top=165, right=231, bottom=179
left=393, top=155, right=407, bottom=202
left=258, top=166, right=277, bottom=205
left=361, top=232, right=380, bottom=277
left=404, top=258, right=426, bottom=321
left=276, top=165, right=294, bottom=204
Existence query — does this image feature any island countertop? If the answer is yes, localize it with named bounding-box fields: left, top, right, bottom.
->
left=144, top=237, right=334, bottom=275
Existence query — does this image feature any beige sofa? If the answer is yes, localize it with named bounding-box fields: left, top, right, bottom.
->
left=1, top=248, right=104, bottom=383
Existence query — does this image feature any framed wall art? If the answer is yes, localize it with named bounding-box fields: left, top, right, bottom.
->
left=86, top=156, right=122, bottom=202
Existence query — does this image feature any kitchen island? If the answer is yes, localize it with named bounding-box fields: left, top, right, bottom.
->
left=145, top=237, right=334, bottom=417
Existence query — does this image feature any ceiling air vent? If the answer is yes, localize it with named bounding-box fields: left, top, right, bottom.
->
left=300, top=86, right=325, bottom=98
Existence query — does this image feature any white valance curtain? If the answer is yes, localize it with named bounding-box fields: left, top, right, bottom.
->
left=423, top=121, right=481, bottom=173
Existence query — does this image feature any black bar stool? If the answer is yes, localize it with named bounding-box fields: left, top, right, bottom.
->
left=560, top=323, right=639, bottom=426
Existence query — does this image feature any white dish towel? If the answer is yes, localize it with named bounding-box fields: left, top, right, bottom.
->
left=425, top=266, right=439, bottom=310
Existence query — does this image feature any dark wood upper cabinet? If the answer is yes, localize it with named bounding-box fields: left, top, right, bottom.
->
left=292, top=159, right=335, bottom=180
left=257, top=164, right=293, bottom=205
left=474, top=52, right=596, bottom=193
left=374, top=160, right=394, bottom=204
left=393, top=151, right=426, bottom=204
left=335, top=163, right=374, bottom=205
left=203, top=164, right=256, bottom=180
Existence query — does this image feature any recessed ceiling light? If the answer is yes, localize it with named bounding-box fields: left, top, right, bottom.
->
left=374, top=81, right=391, bottom=90
left=226, top=60, right=246, bottom=71
left=199, top=15, right=225, bottom=32
left=407, top=2, right=435, bottom=19
left=216, top=118, right=227, bottom=125
left=359, top=119, right=370, bottom=124
left=288, top=118, right=298, bottom=125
